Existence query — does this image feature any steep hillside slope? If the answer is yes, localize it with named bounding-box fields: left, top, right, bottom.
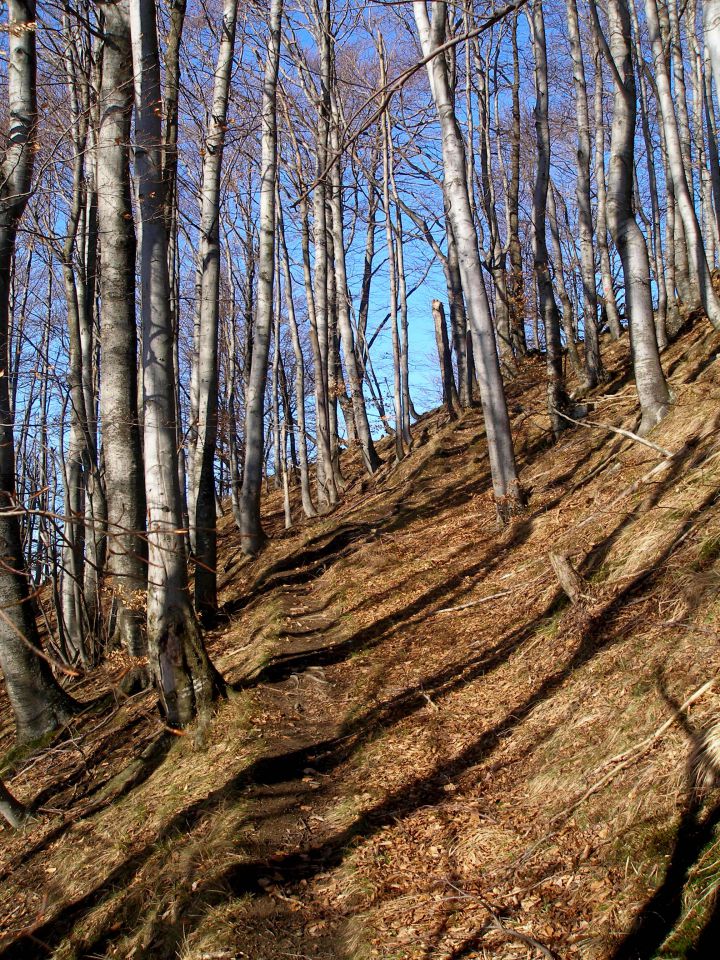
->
left=3, top=321, right=720, bottom=959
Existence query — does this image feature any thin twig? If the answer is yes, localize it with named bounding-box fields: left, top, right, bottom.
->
left=434, top=591, right=510, bottom=615
left=441, top=880, right=557, bottom=959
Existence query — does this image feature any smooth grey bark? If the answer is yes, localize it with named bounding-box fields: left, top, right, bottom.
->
left=239, top=0, right=283, bottom=556
left=97, top=0, right=147, bottom=660
left=414, top=0, right=522, bottom=520
left=445, top=212, right=472, bottom=406
left=566, top=0, right=604, bottom=385
left=688, top=0, right=717, bottom=264
left=191, top=0, right=238, bottom=613
left=644, top=0, right=720, bottom=330
left=378, top=40, right=405, bottom=463
left=704, top=44, right=720, bottom=246
left=597, top=0, right=671, bottom=433
left=391, top=192, right=413, bottom=445
left=163, top=0, right=190, bottom=551
left=528, top=0, right=569, bottom=437
left=628, top=0, right=669, bottom=348
left=592, top=42, right=623, bottom=340
left=507, top=13, right=527, bottom=356
left=60, top=14, right=93, bottom=666
left=706, top=0, right=720, bottom=100
left=130, top=0, right=220, bottom=726
left=0, top=0, right=78, bottom=742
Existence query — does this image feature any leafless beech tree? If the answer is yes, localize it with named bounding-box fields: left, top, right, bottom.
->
left=0, top=0, right=78, bottom=742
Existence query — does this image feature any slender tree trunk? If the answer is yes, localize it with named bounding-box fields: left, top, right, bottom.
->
left=378, top=41, right=405, bottom=463
left=445, top=212, right=471, bottom=406
left=592, top=42, right=623, bottom=339
left=433, top=299, right=457, bottom=418
left=192, top=0, right=239, bottom=613
left=566, top=0, right=604, bottom=385
left=547, top=183, right=585, bottom=385
left=507, top=13, right=527, bottom=357
left=277, top=191, right=316, bottom=517
left=628, top=0, right=669, bottom=347
left=328, top=96, right=380, bottom=473
left=239, top=0, right=284, bottom=555
left=414, top=0, right=522, bottom=521
left=528, top=0, right=569, bottom=437
left=130, top=0, right=221, bottom=726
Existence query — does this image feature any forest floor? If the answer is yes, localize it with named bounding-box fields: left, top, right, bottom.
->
left=4, top=321, right=720, bottom=959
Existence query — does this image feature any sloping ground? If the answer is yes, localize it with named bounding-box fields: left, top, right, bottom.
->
left=3, top=322, right=720, bottom=959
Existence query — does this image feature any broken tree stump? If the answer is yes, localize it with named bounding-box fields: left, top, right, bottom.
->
left=549, top=551, right=587, bottom=604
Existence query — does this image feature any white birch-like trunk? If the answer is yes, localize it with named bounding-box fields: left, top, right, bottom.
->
left=239, top=0, right=284, bottom=556
left=191, top=0, right=239, bottom=612
left=413, top=0, right=522, bottom=520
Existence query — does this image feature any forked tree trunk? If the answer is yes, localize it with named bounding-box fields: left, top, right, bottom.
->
left=0, top=0, right=78, bottom=742
left=129, top=0, right=221, bottom=726
left=413, top=0, right=522, bottom=521
left=596, top=0, right=671, bottom=433
left=239, top=0, right=284, bottom=556
left=97, top=0, right=147, bottom=660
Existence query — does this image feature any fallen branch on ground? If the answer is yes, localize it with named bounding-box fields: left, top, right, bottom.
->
left=517, top=679, right=714, bottom=867
left=552, top=408, right=675, bottom=458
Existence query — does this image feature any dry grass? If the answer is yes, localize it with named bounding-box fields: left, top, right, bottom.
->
left=3, top=321, right=720, bottom=958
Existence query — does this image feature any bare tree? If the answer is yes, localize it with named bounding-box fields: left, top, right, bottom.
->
left=239, top=0, right=284, bottom=556
left=413, top=0, right=523, bottom=521
left=130, top=0, right=221, bottom=725
left=593, top=0, right=671, bottom=434
left=97, top=0, right=147, bottom=662
left=0, top=0, right=78, bottom=742
left=191, top=0, right=239, bottom=615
